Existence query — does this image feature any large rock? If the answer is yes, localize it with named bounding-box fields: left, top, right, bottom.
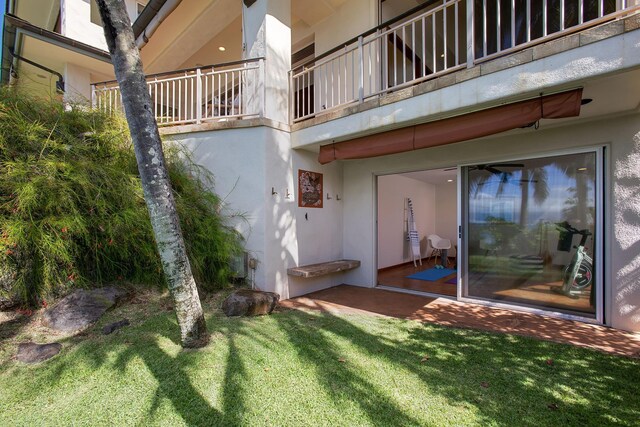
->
left=16, top=342, right=62, bottom=364
left=222, top=289, right=279, bottom=317
left=42, top=287, right=127, bottom=332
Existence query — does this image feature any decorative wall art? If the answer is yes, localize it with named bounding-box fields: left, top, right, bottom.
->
left=298, top=169, right=323, bottom=208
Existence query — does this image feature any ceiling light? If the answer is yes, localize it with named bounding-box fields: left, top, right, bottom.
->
left=447, top=179, right=453, bottom=182
left=577, top=167, right=587, bottom=171
left=218, top=46, right=226, bottom=52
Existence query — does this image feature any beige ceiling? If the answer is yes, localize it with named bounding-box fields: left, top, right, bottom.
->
left=292, top=0, right=348, bottom=29
left=19, top=35, right=114, bottom=82
left=140, top=0, right=351, bottom=74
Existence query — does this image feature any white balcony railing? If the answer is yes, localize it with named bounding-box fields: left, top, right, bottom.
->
left=291, top=0, right=467, bottom=123
left=291, top=0, right=639, bottom=122
left=92, top=58, right=264, bottom=126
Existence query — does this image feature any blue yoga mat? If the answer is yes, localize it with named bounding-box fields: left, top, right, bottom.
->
left=407, top=268, right=456, bottom=281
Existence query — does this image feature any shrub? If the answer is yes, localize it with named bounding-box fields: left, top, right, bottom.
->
left=0, top=89, right=242, bottom=306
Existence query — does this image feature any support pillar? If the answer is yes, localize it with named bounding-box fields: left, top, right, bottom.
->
left=242, top=0, right=291, bottom=124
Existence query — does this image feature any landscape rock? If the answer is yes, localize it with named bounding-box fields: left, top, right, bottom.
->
left=16, top=342, right=62, bottom=364
left=222, top=289, right=279, bottom=317
left=102, top=319, right=130, bottom=335
left=42, top=287, right=127, bottom=332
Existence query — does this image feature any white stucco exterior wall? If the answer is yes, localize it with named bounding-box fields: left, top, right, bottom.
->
left=243, top=0, right=291, bottom=125
left=61, top=0, right=108, bottom=51
left=339, top=112, right=640, bottom=332
left=63, top=62, right=92, bottom=104
left=167, top=124, right=345, bottom=300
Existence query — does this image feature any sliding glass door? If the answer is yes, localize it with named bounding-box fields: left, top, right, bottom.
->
left=462, top=150, right=602, bottom=318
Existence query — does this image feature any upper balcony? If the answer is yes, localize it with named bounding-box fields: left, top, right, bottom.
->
left=92, top=0, right=640, bottom=130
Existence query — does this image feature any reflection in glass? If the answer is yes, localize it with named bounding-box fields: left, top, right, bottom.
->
left=465, top=152, right=597, bottom=316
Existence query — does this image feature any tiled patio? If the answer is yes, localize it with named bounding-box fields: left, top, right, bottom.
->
left=280, top=285, right=640, bottom=358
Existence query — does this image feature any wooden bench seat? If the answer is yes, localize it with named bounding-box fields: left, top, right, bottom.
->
left=287, top=259, right=361, bottom=278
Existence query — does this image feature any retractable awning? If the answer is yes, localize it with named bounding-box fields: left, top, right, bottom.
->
left=318, top=89, right=583, bottom=164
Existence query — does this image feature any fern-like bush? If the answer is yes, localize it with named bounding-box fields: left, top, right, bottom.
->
left=0, top=89, right=243, bottom=306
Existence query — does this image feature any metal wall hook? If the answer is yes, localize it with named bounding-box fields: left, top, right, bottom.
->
left=336, top=194, right=341, bottom=201
left=285, top=188, right=291, bottom=199
left=327, top=193, right=332, bottom=200
left=271, top=187, right=278, bottom=196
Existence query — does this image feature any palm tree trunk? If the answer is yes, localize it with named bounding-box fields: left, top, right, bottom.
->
left=96, top=0, right=208, bottom=348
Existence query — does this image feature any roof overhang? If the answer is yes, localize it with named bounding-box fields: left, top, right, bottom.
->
left=2, top=14, right=112, bottom=84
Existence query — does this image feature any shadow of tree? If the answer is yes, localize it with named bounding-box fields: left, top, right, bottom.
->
left=273, top=308, right=640, bottom=426
left=272, top=311, right=426, bottom=426
left=2, top=296, right=638, bottom=426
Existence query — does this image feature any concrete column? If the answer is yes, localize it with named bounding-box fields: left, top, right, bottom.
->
left=63, top=63, right=92, bottom=106
left=242, top=0, right=291, bottom=124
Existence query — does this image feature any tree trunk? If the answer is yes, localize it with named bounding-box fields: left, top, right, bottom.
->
left=96, top=0, right=208, bottom=348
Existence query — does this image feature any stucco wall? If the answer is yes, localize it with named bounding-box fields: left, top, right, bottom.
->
left=61, top=0, right=108, bottom=51
left=340, top=113, right=640, bottom=332
left=168, top=125, right=344, bottom=300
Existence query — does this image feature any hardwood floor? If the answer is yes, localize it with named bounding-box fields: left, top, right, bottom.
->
left=378, top=260, right=594, bottom=315
left=377, top=259, right=457, bottom=297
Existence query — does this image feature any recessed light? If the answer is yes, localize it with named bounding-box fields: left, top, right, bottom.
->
left=577, top=167, right=587, bottom=171
left=218, top=46, right=226, bottom=52
left=447, top=179, right=454, bottom=182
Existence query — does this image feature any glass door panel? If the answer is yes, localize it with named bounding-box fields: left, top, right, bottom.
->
left=464, top=151, right=598, bottom=317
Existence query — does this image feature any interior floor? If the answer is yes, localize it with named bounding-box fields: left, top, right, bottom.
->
left=378, top=259, right=594, bottom=316
left=377, top=257, right=457, bottom=296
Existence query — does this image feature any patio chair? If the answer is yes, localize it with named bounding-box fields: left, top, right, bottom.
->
left=427, top=234, right=452, bottom=267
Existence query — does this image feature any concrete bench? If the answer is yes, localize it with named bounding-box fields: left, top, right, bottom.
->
left=287, top=259, right=361, bottom=278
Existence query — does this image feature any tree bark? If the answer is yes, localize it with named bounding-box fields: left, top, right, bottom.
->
left=96, top=0, right=208, bottom=348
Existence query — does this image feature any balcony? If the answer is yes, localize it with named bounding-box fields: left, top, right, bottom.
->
left=291, top=0, right=639, bottom=123
left=92, top=1, right=639, bottom=128
left=92, top=58, right=264, bottom=127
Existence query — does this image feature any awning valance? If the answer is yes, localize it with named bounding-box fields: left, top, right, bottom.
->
left=318, top=88, right=583, bottom=164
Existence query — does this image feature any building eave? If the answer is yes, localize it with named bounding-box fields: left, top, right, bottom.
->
left=2, top=13, right=111, bottom=84
left=132, top=0, right=168, bottom=39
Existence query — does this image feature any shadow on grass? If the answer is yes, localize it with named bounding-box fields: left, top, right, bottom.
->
left=4, top=298, right=639, bottom=426
left=273, top=312, right=424, bottom=426
left=273, top=308, right=640, bottom=426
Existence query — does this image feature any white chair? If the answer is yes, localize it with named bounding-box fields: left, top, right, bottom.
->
left=427, top=234, right=452, bottom=267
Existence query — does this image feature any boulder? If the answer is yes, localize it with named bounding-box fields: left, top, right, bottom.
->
left=222, top=289, right=279, bottom=317
left=42, top=287, right=127, bottom=332
left=16, top=342, right=62, bottom=364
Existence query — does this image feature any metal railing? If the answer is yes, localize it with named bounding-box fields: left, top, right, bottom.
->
left=291, top=0, right=638, bottom=122
left=475, top=0, right=638, bottom=61
left=92, top=58, right=264, bottom=126
left=291, top=0, right=467, bottom=123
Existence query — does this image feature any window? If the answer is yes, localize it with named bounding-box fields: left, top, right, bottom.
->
left=463, top=150, right=601, bottom=318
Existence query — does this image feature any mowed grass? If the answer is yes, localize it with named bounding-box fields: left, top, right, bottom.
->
left=0, top=291, right=638, bottom=427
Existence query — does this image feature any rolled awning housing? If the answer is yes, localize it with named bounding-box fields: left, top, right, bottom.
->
left=318, top=89, right=583, bottom=164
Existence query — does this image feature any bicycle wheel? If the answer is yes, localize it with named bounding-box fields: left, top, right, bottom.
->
left=572, top=261, right=593, bottom=290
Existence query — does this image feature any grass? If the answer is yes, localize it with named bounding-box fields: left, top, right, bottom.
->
left=0, top=291, right=638, bottom=426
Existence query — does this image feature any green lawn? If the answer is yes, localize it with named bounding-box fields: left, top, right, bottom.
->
left=1, top=291, right=638, bottom=426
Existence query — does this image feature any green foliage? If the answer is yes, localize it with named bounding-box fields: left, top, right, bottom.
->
left=0, top=89, right=242, bottom=305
